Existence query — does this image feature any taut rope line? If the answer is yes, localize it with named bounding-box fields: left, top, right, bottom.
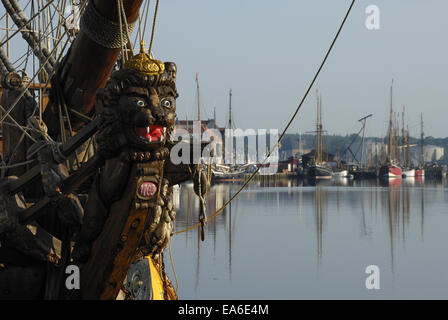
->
left=175, top=0, right=357, bottom=235
left=148, top=0, right=159, bottom=55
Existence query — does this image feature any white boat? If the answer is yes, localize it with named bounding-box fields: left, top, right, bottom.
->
left=402, top=169, right=415, bottom=178
left=211, top=163, right=248, bottom=182
left=332, top=169, right=348, bottom=178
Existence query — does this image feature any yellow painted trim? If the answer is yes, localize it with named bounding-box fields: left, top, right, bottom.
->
left=147, top=256, right=165, bottom=300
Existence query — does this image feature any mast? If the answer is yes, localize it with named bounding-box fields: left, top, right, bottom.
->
left=319, top=94, right=323, bottom=163
left=402, top=106, right=405, bottom=168
left=388, top=80, right=394, bottom=164
left=228, top=89, right=232, bottom=129
left=394, top=112, right=401, bottom=165
left=420, top=113, right=424, bottom=167
left=315, top=90, right=323, bottom=165
left=375, top=142, right=379, bottom=167
left=337, top=146, right=340, bottom=168
left=358, top=114, right=372, bottom=169
left=396, top=112, right=400, bottom=165
left=227, top=89, right=234, bottom=165
left=196, top=73, right=200, bottom=122
left=360, top=126, right=366, bottom=168
left=406, top=125, right=410, bottom=169
left=315, top=91, right=319, bottom=164
left=360, top=119, right=366, bottom=168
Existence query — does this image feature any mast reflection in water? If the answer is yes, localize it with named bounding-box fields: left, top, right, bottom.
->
left=169, top=178, right=448, bottom=299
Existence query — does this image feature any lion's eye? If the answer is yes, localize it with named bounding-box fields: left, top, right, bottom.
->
left=161, top=99, right=172, bottom=109
left=136, top=100, right=145, bottom=107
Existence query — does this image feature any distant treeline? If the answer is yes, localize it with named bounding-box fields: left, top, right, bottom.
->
left=279, top=133, right=448, bottom=165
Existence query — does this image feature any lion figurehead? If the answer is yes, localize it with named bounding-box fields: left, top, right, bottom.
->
left=95, top=45, right=178, bottom=154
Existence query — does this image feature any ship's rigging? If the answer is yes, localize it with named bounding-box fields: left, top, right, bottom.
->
left=0, top=0, right=358, bottom=299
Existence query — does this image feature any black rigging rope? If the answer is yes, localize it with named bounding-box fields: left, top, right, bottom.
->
left=175, top=0, right=357, bottom=235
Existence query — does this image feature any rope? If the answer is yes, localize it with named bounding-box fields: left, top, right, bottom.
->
left=80, top=0, right=136, bottom=49
left=175, top=0, right=357, bottom=235
left=168, top=238, right=179, bottom=293
left=116, top=0, right=125, bottom=61
left=0, top=159, right=35, bottom=169
left=142, top=0, right=151, bottom=40
left=137, top=8, right=143, bottom=45
left=0, top=24, right=70, bottom=126
left=1, top=0, right=57, bottom=73
left=118, top=0, right=133, bottom=52
left=2, top=26, right=70, bottom=169
left=55, top=70, right=81, bottom=168
left=148, top=0, right=159, bottom=55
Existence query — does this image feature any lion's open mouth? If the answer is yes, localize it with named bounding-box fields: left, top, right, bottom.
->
left=134, top=125, right=166, bottom=142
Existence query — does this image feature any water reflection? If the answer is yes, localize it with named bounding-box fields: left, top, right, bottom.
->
left=314, top=186, right=324, bottom=264
left=171, top=177, right=447, bottom=299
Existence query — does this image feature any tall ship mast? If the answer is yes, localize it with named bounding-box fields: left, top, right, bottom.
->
left=415, top=113, right=425, bottom=177
left=228, top=88, right=233, bottom=129
left=380, top=79, right=402, bottom=179
left=306, top=90, right=332, bottom=179
left=401, top=107, right=415, bottom=178
left=388, top=82, right=394, bottom=164
left=211, top=88, right=246, bottom=183
left=196, top=72, right=201, bottom=122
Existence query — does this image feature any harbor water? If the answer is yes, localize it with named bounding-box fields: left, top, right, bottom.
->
left=168, top=177, right=448, bottom=299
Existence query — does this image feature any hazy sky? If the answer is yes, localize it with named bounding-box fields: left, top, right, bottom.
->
left=2, top=1, right=447, bottom=138
left=150, top=0, right=448, bottom=138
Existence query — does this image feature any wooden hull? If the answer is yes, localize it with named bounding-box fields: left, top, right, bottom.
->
left=307, top=165, right=333, bottom=179
left=379, top=165, right=402, bottom=178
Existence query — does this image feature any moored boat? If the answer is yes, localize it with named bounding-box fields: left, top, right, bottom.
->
left=212, top=168, right=245, bottom=183
left=308, top=164, right=333, bottom=179
left=379, top=164, right=402, bottom=178
left=415, top=169, right=425, bottom=177
left=332, top=169, right=348, bottom=178
left=305, top=90, right=333, bottom=180
left=402, top=168, right=415, bottom=178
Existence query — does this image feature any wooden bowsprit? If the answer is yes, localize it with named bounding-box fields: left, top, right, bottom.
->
left=80, top=163, right=149, bottom=300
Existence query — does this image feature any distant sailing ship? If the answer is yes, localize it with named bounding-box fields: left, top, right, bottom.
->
left=379, top=80, right=402, bottom=179
left=400, top=107, right=416, bottom=178
left=211, top=89, right=246, bottom=183
left=307, top=91, right=333, bottom=179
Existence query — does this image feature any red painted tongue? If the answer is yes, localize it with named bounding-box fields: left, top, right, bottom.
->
left=135, top=125, right=163, bottom=141
left=149, top=125, right=163, bottom=140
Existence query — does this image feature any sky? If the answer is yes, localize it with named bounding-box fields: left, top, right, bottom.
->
left=2, top=0, right=448, bottom=138
left=150, top=0, right=448, bottom=138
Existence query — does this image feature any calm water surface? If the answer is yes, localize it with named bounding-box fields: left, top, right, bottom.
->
left=168, top=177, right=448, bottom=299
